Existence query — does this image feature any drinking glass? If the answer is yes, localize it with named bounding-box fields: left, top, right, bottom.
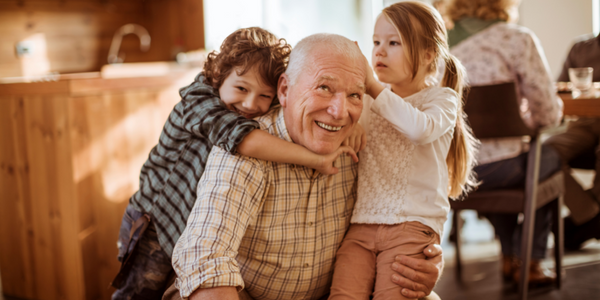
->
left=569, top=67, right=593, bottom=98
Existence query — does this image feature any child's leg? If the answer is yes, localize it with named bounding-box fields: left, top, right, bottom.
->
left=328, top=224, right=379, bottom=300
left=372, top=222, right=440, bottom=300
left=111, top=205, right=173, bottom=300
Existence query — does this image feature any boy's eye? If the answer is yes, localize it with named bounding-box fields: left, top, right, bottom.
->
left=373, top=41, right=380, bottom=46
left=236, top=86, right=247, bottom=92
left=261, top=94, right=273, bottom=99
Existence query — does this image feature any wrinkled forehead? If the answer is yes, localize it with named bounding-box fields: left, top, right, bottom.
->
left=305, top=50, right=366, bottom=88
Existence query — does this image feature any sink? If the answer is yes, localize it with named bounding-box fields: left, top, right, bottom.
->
left=100, top=61, right=186, bottom=79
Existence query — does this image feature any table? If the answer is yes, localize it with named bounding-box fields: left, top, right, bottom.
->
left=559, top=93, right=600, bottom=117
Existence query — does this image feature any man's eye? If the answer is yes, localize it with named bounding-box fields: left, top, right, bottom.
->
left=349, top=93, right=362, bottom=100
left=318, top=85, right=330, bottom=92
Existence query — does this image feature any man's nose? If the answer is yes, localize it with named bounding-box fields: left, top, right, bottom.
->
left=327, top=93, right=349, bottom=120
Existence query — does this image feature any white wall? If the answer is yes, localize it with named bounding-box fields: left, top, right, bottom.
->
left=520, top=0, right=595, bottom=79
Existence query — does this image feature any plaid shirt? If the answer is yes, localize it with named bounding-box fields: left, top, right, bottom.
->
left=129, top=73, right=260, bottom=256
left=172, top=107, right=358, bottom=300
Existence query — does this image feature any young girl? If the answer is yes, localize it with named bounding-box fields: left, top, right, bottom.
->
left=328, top=2, right=478, bottom=299
left=112, top=27, right=357, bottom=300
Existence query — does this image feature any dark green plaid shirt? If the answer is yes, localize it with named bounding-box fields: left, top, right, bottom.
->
left=129, top=73, right=260, bottom=256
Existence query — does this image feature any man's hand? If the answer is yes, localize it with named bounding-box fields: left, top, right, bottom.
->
left=390, top=244, right=443, bottom=299
left=314, top=145, right=358, bottom=175
left=342, top=123, right=367, bottom=153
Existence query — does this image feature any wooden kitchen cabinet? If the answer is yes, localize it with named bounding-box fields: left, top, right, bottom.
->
left=0, top=69, right=199, bottom=300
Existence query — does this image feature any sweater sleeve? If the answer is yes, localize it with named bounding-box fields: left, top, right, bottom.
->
left=177, top=73, right=261, bottom=153
left=513, top=30, right=563, bottom=128
left=370, top=88, right=458, bottom=145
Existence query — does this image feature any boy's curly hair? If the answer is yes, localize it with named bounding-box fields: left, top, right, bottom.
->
left=203, top=27, right=292, bottom=104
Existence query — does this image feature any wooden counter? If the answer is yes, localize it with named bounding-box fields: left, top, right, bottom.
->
left=0, top=68, right=200, bottom=300
left=559, top=92, right=600, bottom=117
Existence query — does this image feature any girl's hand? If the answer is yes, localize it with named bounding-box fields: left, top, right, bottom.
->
left=314, top=146, right=358, bottom=175
left=343, top=123, right=367, bottom=153
left=354, top=41, right=384, bottom=99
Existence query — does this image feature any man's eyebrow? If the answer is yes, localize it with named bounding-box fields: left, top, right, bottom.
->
left=318, top=75, right=366, bottom=92
left=317, top=75, right=337, bottom=82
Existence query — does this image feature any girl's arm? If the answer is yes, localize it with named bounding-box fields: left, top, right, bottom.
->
left=372, top=88, right=458, bottom=145
left=237, top=130, right=358, bottom=175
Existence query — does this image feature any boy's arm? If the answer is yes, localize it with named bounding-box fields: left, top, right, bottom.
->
left=179, top=73, right=260, bottom=153
left=237, top=130, right=358, bottom=175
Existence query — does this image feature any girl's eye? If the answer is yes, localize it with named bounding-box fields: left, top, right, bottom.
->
left=373, top=41, right=380, bottom=46
left=237, top=86, right=247, bottom=92
left=261, top=94, right=273, bottom=99
left=390, top=41, right=400, bottom=46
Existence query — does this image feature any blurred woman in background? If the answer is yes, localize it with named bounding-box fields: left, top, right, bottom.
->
left=442, top=0, right=563, bottom=287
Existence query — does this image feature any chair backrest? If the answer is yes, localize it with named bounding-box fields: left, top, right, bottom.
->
left=463, top=82, right=535, bottom=139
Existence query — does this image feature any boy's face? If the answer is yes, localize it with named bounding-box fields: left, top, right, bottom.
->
left=219, top=66, right=276, bottom=119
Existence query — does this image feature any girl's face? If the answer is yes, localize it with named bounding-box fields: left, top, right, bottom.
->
left=372, top=16, right=413, bottom=89
left=219, top=66, right=276, bottom=119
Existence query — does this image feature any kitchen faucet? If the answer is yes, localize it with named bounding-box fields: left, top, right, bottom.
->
left=107, top=24, right=151, bottom=64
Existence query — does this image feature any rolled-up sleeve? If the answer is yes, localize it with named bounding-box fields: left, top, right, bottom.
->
left=172, top=146, right=267, bottom=298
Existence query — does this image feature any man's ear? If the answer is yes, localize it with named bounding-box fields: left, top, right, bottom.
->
left=278, top=73, right=289, bottom=108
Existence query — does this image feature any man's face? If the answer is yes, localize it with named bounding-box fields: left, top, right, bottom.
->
left=278, top=50, right=366, bottom=154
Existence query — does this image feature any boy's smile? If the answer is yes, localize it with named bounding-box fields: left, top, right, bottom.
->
left=219, top=66, right=276, bottom=119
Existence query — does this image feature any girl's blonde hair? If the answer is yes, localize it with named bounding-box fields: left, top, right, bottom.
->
left=382, top=1, right=479, bottom=198
left=444, top=0, right=520, bottom=23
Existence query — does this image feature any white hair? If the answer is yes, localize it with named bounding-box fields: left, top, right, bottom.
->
left=285, top=33, right=364, bottom=85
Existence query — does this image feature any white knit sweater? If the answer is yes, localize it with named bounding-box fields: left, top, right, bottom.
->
left=351, top=87, right=458, bottom=236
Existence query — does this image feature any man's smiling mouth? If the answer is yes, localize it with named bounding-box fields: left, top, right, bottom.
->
left=315, top=121, right=343, bottom=132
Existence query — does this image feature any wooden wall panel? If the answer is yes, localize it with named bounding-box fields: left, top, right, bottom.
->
left=22, top=95, right=86, bottom=300
left=0, top=0, right=205, bottom=78
left=1, top=63, right=196, bottom=300
left=0, top=97, right=36, bottom=298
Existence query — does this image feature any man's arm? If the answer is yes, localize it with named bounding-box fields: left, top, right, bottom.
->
left=189, top=287, right=239, bottom=300
left=171, top=147, right=267, bottom=298
left=391, top=244, right=443, bottom=298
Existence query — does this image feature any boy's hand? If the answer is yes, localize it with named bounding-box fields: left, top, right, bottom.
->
left=315, top=146, right=358, bottom=175
left=342, top=123, right=367, bottom=153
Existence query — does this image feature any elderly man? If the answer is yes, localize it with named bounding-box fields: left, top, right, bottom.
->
left=165, top=33, right=443, bottom=300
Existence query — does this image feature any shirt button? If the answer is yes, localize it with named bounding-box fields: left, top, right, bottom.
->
left=304, top=263, right=310, bottom=268
left=308, top=222, right=314, bottom=226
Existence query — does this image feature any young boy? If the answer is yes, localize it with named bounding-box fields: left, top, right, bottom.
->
left=111, top=27, right=359, bottom=300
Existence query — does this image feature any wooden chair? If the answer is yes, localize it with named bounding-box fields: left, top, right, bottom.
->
left=451, top=82, right=564, bottom=300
